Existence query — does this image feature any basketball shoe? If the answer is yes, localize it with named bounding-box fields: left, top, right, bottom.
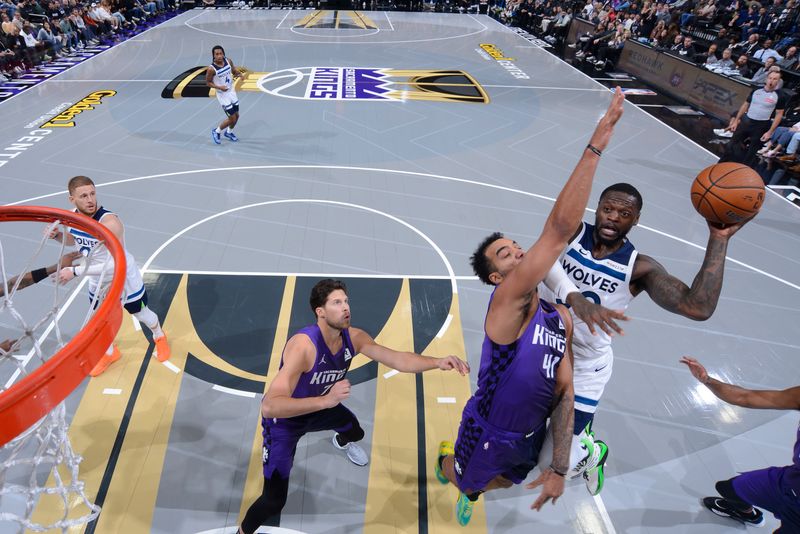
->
left=332, top=434, right=369, bottom=466
left=223, top=130, right=238, bottom=142
left=211, top=128, right=221, bottom=145
left=702, top=497, right=765, bottom=526
left=583, top=439, right=608, bottom=496
left=154, top=333, right=170, bottom=362
left=90, top=345, right=121, bottom=377
left=456, top=492, right=475, bottom=526
left=434, top=441, right=454, bottom=484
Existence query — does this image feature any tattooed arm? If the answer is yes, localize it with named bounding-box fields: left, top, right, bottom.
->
left=526, top=304, right=574, bottom=511
left=630, top=220, right=750, bottom=321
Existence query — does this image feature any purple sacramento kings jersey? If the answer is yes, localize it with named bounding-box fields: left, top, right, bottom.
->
left=788, top=419, right=800, bottom=492
left=285, top=324, right=356, bottom=399
left=471, top=296, right=567, bottom=434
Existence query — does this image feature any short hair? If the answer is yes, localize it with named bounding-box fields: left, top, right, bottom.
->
left=212, top=45, right=225, bottom=57
left=470, top=232, right=504, bottom=286
left=309, top=279, right=347, bottom=315
left=599, top=183, right=643, bottom=211
left=68, top=175, right=95, bottom=194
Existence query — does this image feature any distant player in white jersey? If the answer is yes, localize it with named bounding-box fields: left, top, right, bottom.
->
left=538, top=182, right=750, bottom=496
left=206, top=45, right=242, bottom=145
left=49, top=175, right=171, bottom=376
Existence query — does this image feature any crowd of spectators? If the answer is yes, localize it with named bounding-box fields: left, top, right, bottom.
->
left=489, top=0, right=800, bottom=80
left=0, top=0, right=177, bottom=82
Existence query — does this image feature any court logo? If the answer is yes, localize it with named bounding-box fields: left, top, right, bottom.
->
left=477, top=44, right=530, bottom=80
left=40, top=90, right=117, bottom=128
left=162, top=66, right=488, bottom=104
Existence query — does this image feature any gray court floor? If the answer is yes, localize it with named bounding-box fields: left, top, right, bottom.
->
left=2, top=9, right=800, bottom=534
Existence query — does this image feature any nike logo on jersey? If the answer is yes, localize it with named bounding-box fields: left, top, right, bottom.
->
left=594, top=364, right=608, bottom=372
left=320, top=355, right=327, bottom=365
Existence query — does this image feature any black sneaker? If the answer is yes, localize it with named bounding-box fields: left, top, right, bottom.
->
left=702, top=497, right=765, bottom=526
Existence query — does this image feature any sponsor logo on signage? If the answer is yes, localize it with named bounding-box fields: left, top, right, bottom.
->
left=692, top=78, right=737, bottom=107
left=477, top=44, right=530, bottom=79
left=510, top=27, right=553, bottom=49
left=40, top=90, right=116, bottom=128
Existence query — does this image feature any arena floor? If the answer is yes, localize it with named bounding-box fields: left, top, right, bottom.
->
left=2, top=9, right=800, bottom=534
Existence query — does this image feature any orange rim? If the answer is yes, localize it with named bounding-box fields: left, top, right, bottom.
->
left=0, top=206, right=126, bottom=447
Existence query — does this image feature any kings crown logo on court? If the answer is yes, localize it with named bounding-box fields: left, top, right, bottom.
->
left=162, top=66, right=489, bottom=104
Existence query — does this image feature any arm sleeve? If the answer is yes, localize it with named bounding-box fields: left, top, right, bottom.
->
left=542, top=261, right=580, bottom=304
left=75, top=257, right=115, bottom=277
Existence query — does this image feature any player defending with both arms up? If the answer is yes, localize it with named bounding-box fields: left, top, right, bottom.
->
left=433, top=88, right=625, bottom=526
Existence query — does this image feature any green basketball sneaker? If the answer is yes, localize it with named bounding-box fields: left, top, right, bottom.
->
left=456, top=492, right=475, bottom=526
left=434, top=440, right=454, bottom=484
left=583, top=439, right=609, bottom=496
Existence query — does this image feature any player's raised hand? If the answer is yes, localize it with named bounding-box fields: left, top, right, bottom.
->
left=44, top=223, right=62, bottom=241
left=525, top=468, right=565, bottom=511
left=706, top=215, right=753, bottom=239
left=588, top=87, right=625, bottom=152
left=680, top=356, right=709, bottom=384
left=436, top=355, right=470, bottom=375
left=566, top=295, right=628, bottom=336
left=324, top=379, right=351, bottom=408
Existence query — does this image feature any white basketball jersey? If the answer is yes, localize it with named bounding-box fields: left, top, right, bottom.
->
left=539, top=222, right=637, bottom=358
left=67, top=207, right=144, bottom=304
left=212, top=59, right=234, bottom=100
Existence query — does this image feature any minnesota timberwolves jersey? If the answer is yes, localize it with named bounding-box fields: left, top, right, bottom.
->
left=539, top=221, right=637, bottom=358
left=286, top=324, right=356, bottom=399
left=471, top=297, right=567, bottom=434
left=211, top=59, right=235, bottom=102
left=67, top=206, right=144, bottom=304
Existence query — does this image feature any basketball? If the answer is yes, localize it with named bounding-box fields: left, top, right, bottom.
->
left=690, top=163, right=765, bottom=225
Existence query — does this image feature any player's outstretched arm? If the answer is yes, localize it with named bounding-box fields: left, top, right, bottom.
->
left=526, top=305, right=574, bottom=510
left=489, top=89, right=625, bottom=343
left=350, top=328, right=470, bottom=375
left=680, top=356, right=800, bottom=410
left=1, top=251, right=82, bottom=296
left=262, top=335, right=346, bottom=419
left=633, top=218, right=750, bottom=321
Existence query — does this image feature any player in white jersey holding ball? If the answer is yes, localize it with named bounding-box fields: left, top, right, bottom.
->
left=538, top=182, right=750, bottom=496
left=206, top=45, right=243, bottom=145
left=50, top=175, right=171, bottom=376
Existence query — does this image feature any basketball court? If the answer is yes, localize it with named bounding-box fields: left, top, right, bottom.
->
left=1, top=9, right=799, bottom=534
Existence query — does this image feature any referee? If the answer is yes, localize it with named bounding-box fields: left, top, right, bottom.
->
left=720, top=70, right=786, bottom=166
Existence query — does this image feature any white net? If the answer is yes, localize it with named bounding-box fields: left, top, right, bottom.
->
left=0, top=214, right=116, bottom=533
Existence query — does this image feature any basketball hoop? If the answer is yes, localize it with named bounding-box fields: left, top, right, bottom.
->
left=0, top=205, right=126, bottom=532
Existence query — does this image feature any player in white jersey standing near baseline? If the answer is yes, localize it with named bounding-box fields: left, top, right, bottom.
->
left=206, top=45, right=243, bottom=145
left=49, top=175, right=171, bottom=376
left=538, top=182, right=751, bottom=496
